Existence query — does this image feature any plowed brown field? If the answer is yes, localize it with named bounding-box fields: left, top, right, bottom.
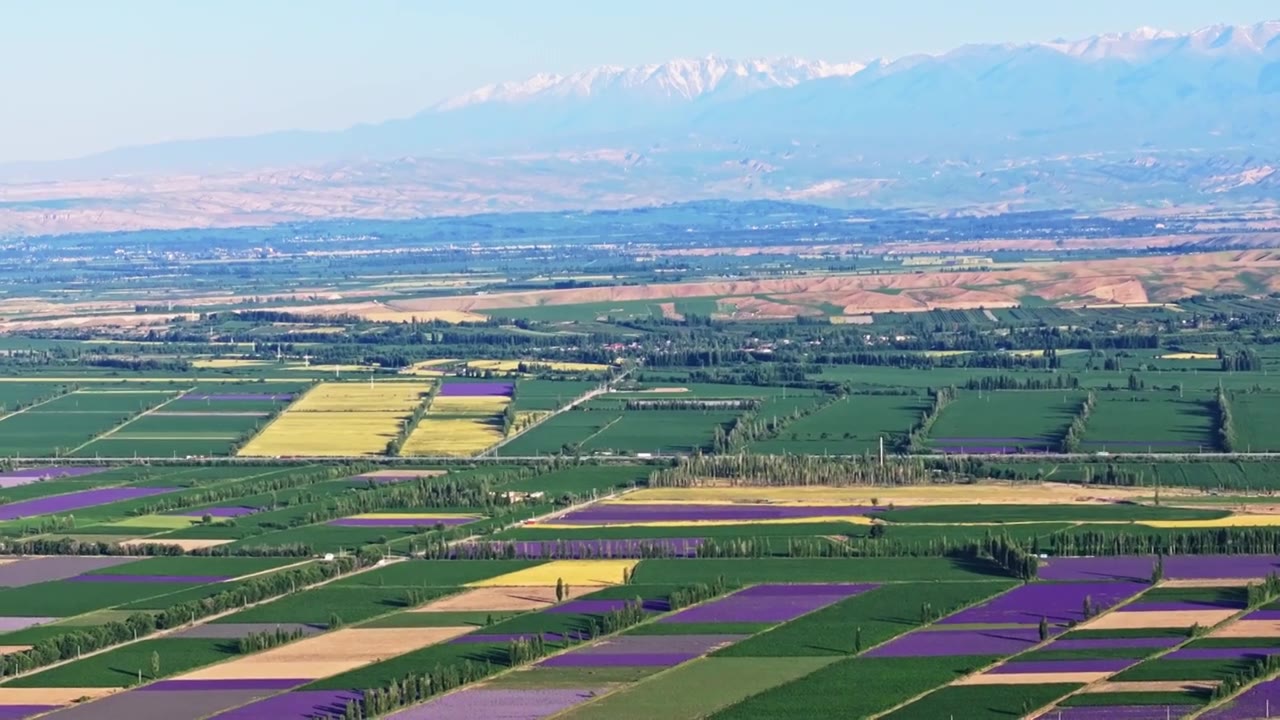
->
left=300, top=250, right=1280, bottom=321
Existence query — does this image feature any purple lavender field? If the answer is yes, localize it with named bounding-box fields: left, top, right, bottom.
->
left=939, top=582, right=1145, bottom=626
left=0, top=466, right=103, bottom=488
left=0, top=707, right=62, bottom=720
left=1044, top=636, right=1182, bottom=650
left=386, top=687, right=605, bottom=720
left=660, top=583, right=875, bottom=624
left=1041, top=555, right=1280, bottom=582
left=438, top=382, right=514, bottom=397
left=0, top=486, right=178, bottom=520
left=866, top=627, right=1047, bottom=657
left=208, top=690, right=362, bottom=720
left=1202, top=675, right=1280, bottom=719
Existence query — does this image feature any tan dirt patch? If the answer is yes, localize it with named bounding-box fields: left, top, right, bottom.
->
left=954, top=671, right=1112, bottom=685
left=0, top=644, right=32, bottom=654
left=175, top=627, right=471, bottom=680
left=657, top=302, right=684, bottom=321
left=0, top=688, right=118, bottom=704
left=1083, top=680, right=1219, bottom=694
left=1084, top=609, right=1239, bottom=630
left=622, top=482, right=1200, bottom=506
left=1160, top=578, right=1256, bottom=588
left=413, top=586, right=593, bottom=612
left=1210, top=619, right=1280, bottom=638
left=122, top=538, right=234, bottom=551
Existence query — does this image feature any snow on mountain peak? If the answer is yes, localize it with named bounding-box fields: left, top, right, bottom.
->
left=435, top=56, right=865, bottom=111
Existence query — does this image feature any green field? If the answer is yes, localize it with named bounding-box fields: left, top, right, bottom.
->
left=750, top=394, right=927, bottom=455
left=881, top=683, right=1082, bottom=720
left=579, top=409, right=740, bottom=454
left=1231, top=392, right=1280, bottom=452
left=512, top=380, right=598, bottom=411
left=927, top=390, right=1083, bottom=450
left=1080, top=394, right=1218, bottom=452
left=213, top=585, right=456, bottom=625
left=557, top=657, right=839, bottom=720
left=5, top=638, right=237, bottom=687
left=711, top=656, right=999, bottom=719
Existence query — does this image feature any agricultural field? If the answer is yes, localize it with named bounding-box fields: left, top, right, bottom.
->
left=927, top=390, right=1084, bottom=453
left=0, top=390, right=179, bottom=457
left=750, top=393, right=927, bottom=455
left=402, top=381, right=514, bottom=457
left=239, top=381, right=432, bottom=457
left=1229, top=391, right=1280, bottom=453
left=16, top=213, right=1280, bottom=718
left=1079, top=394, right=1219, bottom=453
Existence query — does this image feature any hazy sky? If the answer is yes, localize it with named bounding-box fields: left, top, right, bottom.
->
left=1, top=0, right=1275, bottom=163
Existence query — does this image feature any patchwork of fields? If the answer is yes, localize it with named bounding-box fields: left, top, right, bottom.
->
left=239, top=382, right=432, bottom=457
left=0, top=461, right=1272, bottom=716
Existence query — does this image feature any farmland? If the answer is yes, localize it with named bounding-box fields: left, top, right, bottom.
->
left=8, top=207, right=1280, bottom=718
left=239, top=382, right=432, bottom=457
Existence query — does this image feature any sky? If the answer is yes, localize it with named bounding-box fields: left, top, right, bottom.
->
left=0, top=0, right=1276, bottom=164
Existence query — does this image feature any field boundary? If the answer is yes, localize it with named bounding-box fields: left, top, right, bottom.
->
left=65, top=388, right=190, bottom=456
left=0, top=556, right=390, bottom=687
left=481, top=367, right=630, bottom=458
left=0, top=385, right=77, bottom=426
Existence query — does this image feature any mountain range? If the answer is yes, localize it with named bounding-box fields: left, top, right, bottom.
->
left=3, top=21, right=1280, bottom=236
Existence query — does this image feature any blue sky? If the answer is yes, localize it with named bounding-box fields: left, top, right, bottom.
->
left=1, top=0, right=1275, bottom=163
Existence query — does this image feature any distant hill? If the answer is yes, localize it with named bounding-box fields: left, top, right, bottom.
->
left=3, top=21, right=1280, bottom=235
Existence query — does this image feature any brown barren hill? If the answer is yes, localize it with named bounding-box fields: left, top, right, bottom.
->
left=69, top=250, right=1276, bottom=327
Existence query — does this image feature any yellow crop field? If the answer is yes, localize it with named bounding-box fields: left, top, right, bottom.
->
left=290, top=382, right=432, bottom=412
left=1159, top=352, right=1219, bottom=360
left=1142, top=515, right=1280, bottom=529
left=429, top=395, right=511, bottom=415
left=620, top=483, right=1171, bottom=506
left=467, top=359, right=615, bottom=372
left=402, top=417, right=504, bottom=457
left=467, top=560, right=638, bottom=587
left=239, top=411, right=405, bottom=456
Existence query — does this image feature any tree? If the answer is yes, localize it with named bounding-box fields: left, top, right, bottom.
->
left=854, top=626, right=863, bottom=653
left=555, top=577, right=565, bottom=603
left=150, top=650, right=160, bottom=678
left=1038, top=616, right=1049, bottom=642
left=1082, top=595, right=1094, bottom=620
left=1151, top=556, right=1165, bottom=584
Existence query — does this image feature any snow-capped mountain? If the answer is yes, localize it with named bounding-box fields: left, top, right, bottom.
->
left=5, top=20, right=1280, bottom=234
left=434, top=56, right=865, bottom=110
